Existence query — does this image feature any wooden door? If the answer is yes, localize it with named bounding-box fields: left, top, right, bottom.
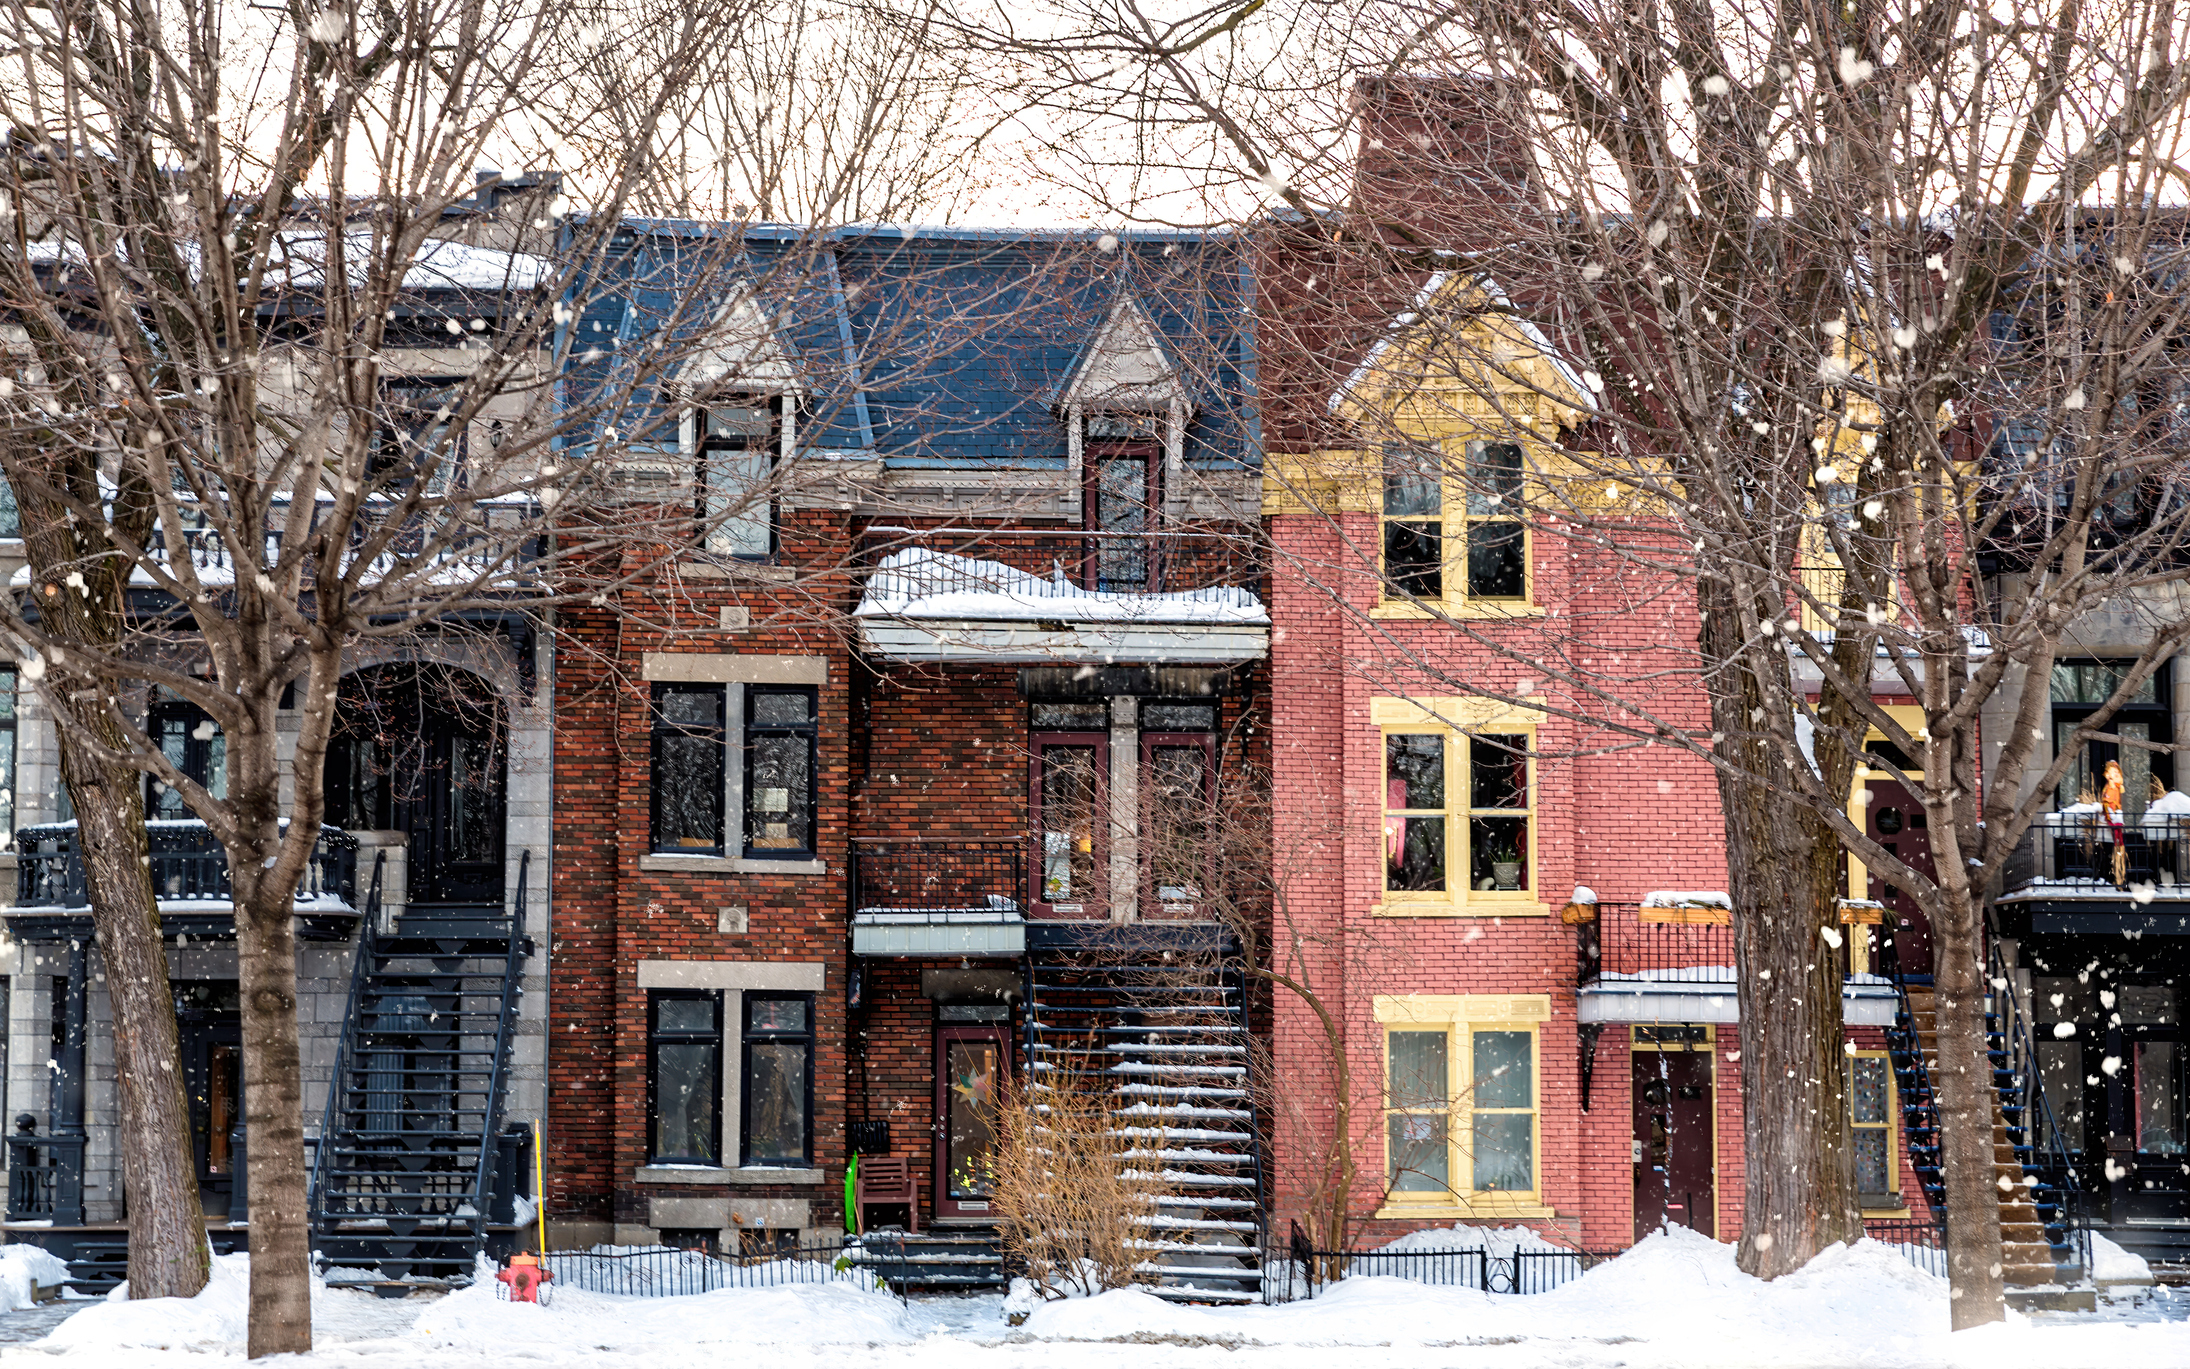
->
left=934, top=1027, right=1009, bottom=1220
left=1865, top=779, right=1935, bottom=974
left=1633, top=1047, right=1715, bottom=1240
left=1030, top=733, right=1108, bottom=918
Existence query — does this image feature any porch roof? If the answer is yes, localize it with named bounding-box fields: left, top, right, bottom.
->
left=1578, top=972, right=1899, bottom=1025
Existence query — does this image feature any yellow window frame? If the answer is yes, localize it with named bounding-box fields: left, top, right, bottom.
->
left=1848, top=1048, right=1905, bottom=1213
left=1379, top=725, right=1538, bottom=909
left=1374, top=439, right=1538, bottom=617
left=1374, top=995, right=1551, bottom=1217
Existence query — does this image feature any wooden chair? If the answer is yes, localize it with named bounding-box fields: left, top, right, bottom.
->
left=854, top=1155, right=919, bottom=1234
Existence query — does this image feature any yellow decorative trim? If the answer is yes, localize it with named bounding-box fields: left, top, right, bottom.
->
left=1368, top=601, right=1547, bottom=621
left=1373, top=1200, right=1558, bottom=1221
left=1372, top=900, right=1553, bottom=919
left=1371, top=696, right=1548, bottom=729
left=1374, top=993, right=1553, bottom=1024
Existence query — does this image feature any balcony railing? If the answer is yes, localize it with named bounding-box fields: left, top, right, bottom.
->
left=2002, top=811, right=2190, bottom=890
left=14, top=820, right=358, bottom=912
left=1575, top=900, right=1735, bottom=988
left=5, top=1132, right=85, bottom=1225
left=850, top=839, right=1024, bottom=922
left=856, top=527, right=1264, bottom=604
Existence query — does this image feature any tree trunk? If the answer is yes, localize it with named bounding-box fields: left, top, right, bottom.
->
left=232, top=865, right=312, bottom=1357
left=54, top=718, right=209, bottom=1299
left=1702, top=597, right=1863, bottom=1277
left=1931, top=885, right=2005, bottom=1326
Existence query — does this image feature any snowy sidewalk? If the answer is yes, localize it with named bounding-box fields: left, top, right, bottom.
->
left=4, top=1230, right=2187, bottom=1368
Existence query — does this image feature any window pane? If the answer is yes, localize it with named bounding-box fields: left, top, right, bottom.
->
left=659, top=687, right=722, bottom=728
left=705, top=443, right=772, bottom=556
left=1031, top=703, right=1108, bottom=730
left=747, top=733, right=811, bottom=851
left=2122, top=722, right=2153, bottom=821
left=2054, top=719, right=2096, bottom=812
left=1472, top=1031, right=1532, bottom=1109
left=749, top=998, right=807, bottom=1033
left=1148, top=745, right=1209, bottom=901
left=656, top=734, right=722, bottom=848
left=1384, top=520, right=1442, bottom=598
left=2039, top=1041, right=2085, bottom=1151
left=658, top=997, right=714, bottom=1033
left=1470, top=735, right=1527, bottom=809
left=2051, top=663, right=2158, bottom=705
left=0, top=476, right=17, bottom=538
left=1143, top=702, right=1216, bottom=731
left=1383, top=455, right=1440, bottom=516
left=747, top=1041, right=808, bottom=1163
left=945, top=1040, right=1003, bottom=1197
left=2032, top=977, right=2091, bottom=1022
left=1467, top=520, right=1526, bottom=597
left=1040, top=745, right=1100, bottom=901
left=1472, top=1113, right=1533, bottom=1191
left=2121, top=986, right=2178, bottom=1025
left=1466, top=442, right=1524, bottom=515
left=1851, top=1056, right=1889, bottom=1126
left=1386, top=816, right=1446, bottom=892
left=752, top=691, right=811, bottom=726
left=1469, top=815, right=1528, bottom=891
left=1385, top=734, right=1444, bottom=809
left=1388, top=1030, right=1448, bottom=1108
left=654, top=1042, right=717, bottom=1161
left=1387, top=1112, right=1449, bottom=1191
left=2136, top=1041, right=2182, bottom=1154
left=1853, top=1127, right=1891, bottom=1195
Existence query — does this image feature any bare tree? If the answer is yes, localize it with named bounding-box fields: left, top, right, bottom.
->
left=956, top=0, right=2190, bottom=1326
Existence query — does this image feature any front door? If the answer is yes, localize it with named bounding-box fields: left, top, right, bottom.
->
left=402, top=723, right=505, bottom=903
left=1634, top=1047, right=1715, bottom=1240
left=175, top=982, right=241, bottom=1217
left=327, top=666, right=507, bottom=906
left=934, top=1027, right=1008, bottom=1220
left=1865, top=779, right=1935, bottom=974
left=1030, top=734, right=1107, bottom=918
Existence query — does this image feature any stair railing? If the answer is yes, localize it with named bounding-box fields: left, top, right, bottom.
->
left=1883, top=959, right=1948, bottom=1235
left=311, top=851, right=386, bottom=1219
left=464, top=849, right=530, bottom=1262
left=1985, top=934, right=2093, bottom=1280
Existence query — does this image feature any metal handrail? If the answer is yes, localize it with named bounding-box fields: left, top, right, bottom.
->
left=4, top=1134, right=86, bottom=1224
left=14, top=820, right=357, bottom=911
left=1883, top=962, right=1948, bottom=1237
left=465, top=849, right=530, bottom=1260
left=1985, top=935, right=2093, bottom=1279
left=311, top=850, right=385, bottom=1214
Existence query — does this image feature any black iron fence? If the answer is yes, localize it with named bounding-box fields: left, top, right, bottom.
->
left=1264, top=1224, right=1622, bottom=1303
left=4, top=1133, right=86, bottom=1225
left=1860, top=1218, right=1947, bottom=1278
left=1574, top=901, right=1735, bottom=988
left=2004, top=811, right=2190, bottom=887
left=851, top=839, right=1024, bottom=920
left=498, top=1244, right=891, bottom=1301
left=14, top=820, right=357, bottom=910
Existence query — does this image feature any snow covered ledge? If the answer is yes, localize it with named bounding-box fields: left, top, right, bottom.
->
left=854, top=549, right=1269, bottom=665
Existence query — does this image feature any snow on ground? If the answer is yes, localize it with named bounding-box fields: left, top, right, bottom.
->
left=0, top=1249, right=70, bottom=1313
left=5, top=1229, right=2188, bottom=1369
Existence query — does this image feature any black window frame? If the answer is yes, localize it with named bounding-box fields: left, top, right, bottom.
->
left=741, top=992, right=815, bottom=1167
left=742, top=685, right=818, bottom=860
left=373, top=378, right=470, bottom=495
left=146, top=691, right=224, bottom=820
left=697, top=395, right=782, bottom=561
left=648, top=989, right=724, bottom=1166
left=2049, top=658, right=2174, bottom=810
left=651, top=682, right=728, bottom=856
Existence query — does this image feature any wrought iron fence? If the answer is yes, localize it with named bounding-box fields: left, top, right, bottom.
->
left=4, top=1134, right=85, bottom=1224
left=14, top=820, right=357, bottom=910
left=501, top=1244, right=887, bottom=1301
left=2006, top=811, right=2190, bottom=887
left=1265, top=1225, right=1623, bottom=1303
left=1575, top=901, right=1736, bottom=988
left=851, top=839, right=1024, bottom=921
left=1861, top=1218, right=1948, bottom=1278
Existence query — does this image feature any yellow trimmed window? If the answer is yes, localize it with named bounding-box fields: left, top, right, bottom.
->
left=1849, top=1050, right=1901, bottom=1208
left=1379, top=441, right=1530, bottom=608
left=1384, top=1021, right=1540, bottom=1199
left=1383, top=729, right=1533, bottom=898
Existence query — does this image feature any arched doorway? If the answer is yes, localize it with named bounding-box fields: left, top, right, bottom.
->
left=324, top=663, right=507, bottom=905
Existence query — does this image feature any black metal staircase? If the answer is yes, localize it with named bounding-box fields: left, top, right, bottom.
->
left=1023, top=928, right=1265, bottom=1303
left=309, top=852, right=531, bottom=1286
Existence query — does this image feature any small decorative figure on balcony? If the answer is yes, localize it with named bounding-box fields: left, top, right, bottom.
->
left=2104, top=759, right=2127, bottom=885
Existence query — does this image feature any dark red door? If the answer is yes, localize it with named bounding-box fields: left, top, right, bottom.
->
left=1633, top=1048, right=1715, bottom=1241
left=934, top=1027, right=1009, bottom=1220
left=1031, top=733, right=1107, bottom=918
left=1866, top=779, right=1935, bottom=974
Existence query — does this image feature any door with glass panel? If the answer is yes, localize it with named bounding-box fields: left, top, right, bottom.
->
left=1142, top=704, right=1216, bottom=917
left=934, top=1026, right=1008, bottom=1220
left=1632, top=1046, right=1714, bottom=1240
left=2115, top=984, right=2186, bottom=1227
left=1030, top=732, right=1107, bottom=917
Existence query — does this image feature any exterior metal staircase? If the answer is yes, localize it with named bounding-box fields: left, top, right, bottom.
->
left=1023, top=929, right=1266, bottom=1304
left=309, top=853, right=531, bottom=1285
left=1885, top=955, right=2087, bottom=1287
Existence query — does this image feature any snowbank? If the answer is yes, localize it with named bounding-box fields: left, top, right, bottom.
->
left=0, top=1243, right=72, bottom=1310
left=2091, top=1232, right=2155, bottom=1284
left=1370, top=1223, right=1567, bottom=1257
left=43, top=1252, right=417, bottom=1350
left=410, top=1266, right=914, bottom=1348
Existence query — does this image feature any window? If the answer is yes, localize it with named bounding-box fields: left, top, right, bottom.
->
left=649, top=991, right=722, bottom=1164
left=1383, top=730, right=1532, bottom=899
left=743, top=994, right=812, bottom=1166
left=1382, top=446, right=1441, bottom=600
left=146, top=691, right=225, bottom=820
left=1384, top=1020, right=1539, bottom=1200
left=652, top=684, right=726, bottom=854
left=743, top=686, right=816, bottom=859
left=0, top=664, right=15, bottom=841
left=697, top=398, right=780, bottom=558
left=1380, top=441, right=1529, bottom=607
left=1464, top=441, right=1526, bottom=598
left=375, top=381, right=467, bottom=495
left=1143, top=702, right=1216, bottom=907
left=1085, top=412, right=1160, bottom=591
left=1030, top=704, right=1109, bottom=913
left=1848, top=1051, right=1899, bottom=1206
left=2050, top=660, right=2172, bottom=816
left=0, top=475, right=17, bottom=538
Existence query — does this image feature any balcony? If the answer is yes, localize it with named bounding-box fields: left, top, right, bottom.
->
left=1997, top=811, right=2190, bottom=932
left=850, top=839, right=1026, bottom=957
left=9, top=820, right=359, bottom=940
left=1572, top=894, right=1894, bottom=1025
left=853, top=534, right=1268, bottom=666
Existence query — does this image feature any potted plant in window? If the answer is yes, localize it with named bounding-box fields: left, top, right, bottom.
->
left=1486, top=832, right=1523, bottom=891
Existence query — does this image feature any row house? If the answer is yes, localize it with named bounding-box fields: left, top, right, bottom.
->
left=0, top=177, right=561, bottom=1287
left=545, top=223, right=1274, bottom=1295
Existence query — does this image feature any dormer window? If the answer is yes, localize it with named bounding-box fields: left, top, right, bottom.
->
left=696, top=395, right=782, bottom=558
left=1085, top=411, right=1160, bottom=592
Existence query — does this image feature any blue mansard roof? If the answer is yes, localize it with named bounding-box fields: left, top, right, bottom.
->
left=557, top=222, right=1259, bottom=471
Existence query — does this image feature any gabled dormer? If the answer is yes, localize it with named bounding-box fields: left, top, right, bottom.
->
left=673, top=285, right=804, bottom=558
left=1056, top=291, right=1195, bottom=533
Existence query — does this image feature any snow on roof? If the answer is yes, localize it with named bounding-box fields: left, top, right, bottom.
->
left=854, top=549, right=1267, bottom=626
left=268, top=233, right=548, bottom=292
left=1640, top=890, right=1731, bottom=909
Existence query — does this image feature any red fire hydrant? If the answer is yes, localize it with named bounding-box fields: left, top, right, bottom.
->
left=497, top=1253, right=552, bottom=1303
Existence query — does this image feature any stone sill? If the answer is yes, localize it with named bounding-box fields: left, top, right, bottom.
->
left=1373, top=1198, right=1556, bottom=1220
left=634, top=1166, right=827, bottom=1186
left=638, top=854, right=828, bottom=876
left=1373, top=901, right=1552, bottom=919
